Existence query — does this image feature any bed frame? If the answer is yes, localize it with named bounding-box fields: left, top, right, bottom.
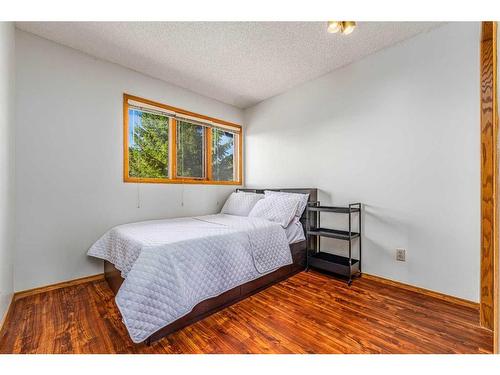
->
left=104, top=188, right=318, bottom=344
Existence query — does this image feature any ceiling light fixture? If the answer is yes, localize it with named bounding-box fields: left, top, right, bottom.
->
left=327, top=21, right=357, bottom=35
left=327, top=21, right=342, bottom=34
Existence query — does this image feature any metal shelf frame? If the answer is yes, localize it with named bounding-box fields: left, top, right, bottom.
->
left=305, top=201, right=362, bottom=286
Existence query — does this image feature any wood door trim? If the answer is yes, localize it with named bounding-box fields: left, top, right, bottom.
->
left=480, top=21, right=498, bottom=334
left=492, top=21, right=500, bottom=355
left=362, top=274, right=479, bottom=309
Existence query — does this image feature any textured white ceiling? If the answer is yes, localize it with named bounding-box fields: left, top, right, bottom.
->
left=16, top=22, right=441, bottom=108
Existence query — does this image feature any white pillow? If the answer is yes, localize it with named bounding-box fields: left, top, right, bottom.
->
left=248, top=194, right=300, bottom=228
left=220, top=192, right=264, bottom=216
left=264, top=190, right=309, bottom=219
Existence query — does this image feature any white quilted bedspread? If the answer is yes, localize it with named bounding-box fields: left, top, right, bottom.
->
left=87, top=214, right=292, bottom=343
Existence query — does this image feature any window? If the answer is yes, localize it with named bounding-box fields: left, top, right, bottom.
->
left=124, top=94, right=242, bottom=184
left=176, top=120, right=205, bottom=179
left=211, top=128, right=235, bottom=181
left=128, top=108, right=169, bottom=179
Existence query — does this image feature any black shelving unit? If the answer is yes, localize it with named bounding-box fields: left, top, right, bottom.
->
left=305, top=202, right=362, bottom=285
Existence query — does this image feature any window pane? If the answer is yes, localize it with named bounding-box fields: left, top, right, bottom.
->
left=212, top=128, right=235, bottom=181
left=176, top=120, right=205, bottom=178
left=128, top=109, right=169, bottom=179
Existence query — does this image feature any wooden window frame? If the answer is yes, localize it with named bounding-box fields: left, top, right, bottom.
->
left=123, top=93, right=243, bottom=185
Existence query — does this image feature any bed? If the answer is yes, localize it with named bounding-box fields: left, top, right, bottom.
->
left=88, top=188, right=317, bottom=344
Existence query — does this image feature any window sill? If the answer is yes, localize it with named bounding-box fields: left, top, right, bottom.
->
left=124, top=177, right=242, bottom=185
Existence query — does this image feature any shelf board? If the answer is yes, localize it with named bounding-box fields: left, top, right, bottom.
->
left=307, top=206, right=360, bottom=213
left=310, top=252, right=359, bottom=265
left=308, top=252, right=360, bottom=276
left=307, top=228, right=360, bottom=240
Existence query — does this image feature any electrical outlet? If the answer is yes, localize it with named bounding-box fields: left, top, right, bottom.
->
left=396, top=248, right=406, bottom=262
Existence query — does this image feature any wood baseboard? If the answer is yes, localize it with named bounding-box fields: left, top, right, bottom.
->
left=362, top=273, right=479, bottom=310
left=14, top=273, right=105, bottom=302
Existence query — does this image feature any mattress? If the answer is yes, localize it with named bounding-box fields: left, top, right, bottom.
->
left=87, top=213, right=293, bottom=343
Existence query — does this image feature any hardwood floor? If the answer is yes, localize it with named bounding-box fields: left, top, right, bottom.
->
left=0, top=271, right=493, bottom=354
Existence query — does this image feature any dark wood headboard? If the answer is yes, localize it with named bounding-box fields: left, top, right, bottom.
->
left=236, top=188, right=318, bottom=250
left=236, top=188, right=317, bottom=211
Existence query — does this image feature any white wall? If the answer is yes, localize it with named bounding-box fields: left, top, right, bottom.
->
left=15, top=30, right=244, bottom=291
left=244, top=23, right=480, bottom=301
left=0, top=22, right=15, bottom=322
